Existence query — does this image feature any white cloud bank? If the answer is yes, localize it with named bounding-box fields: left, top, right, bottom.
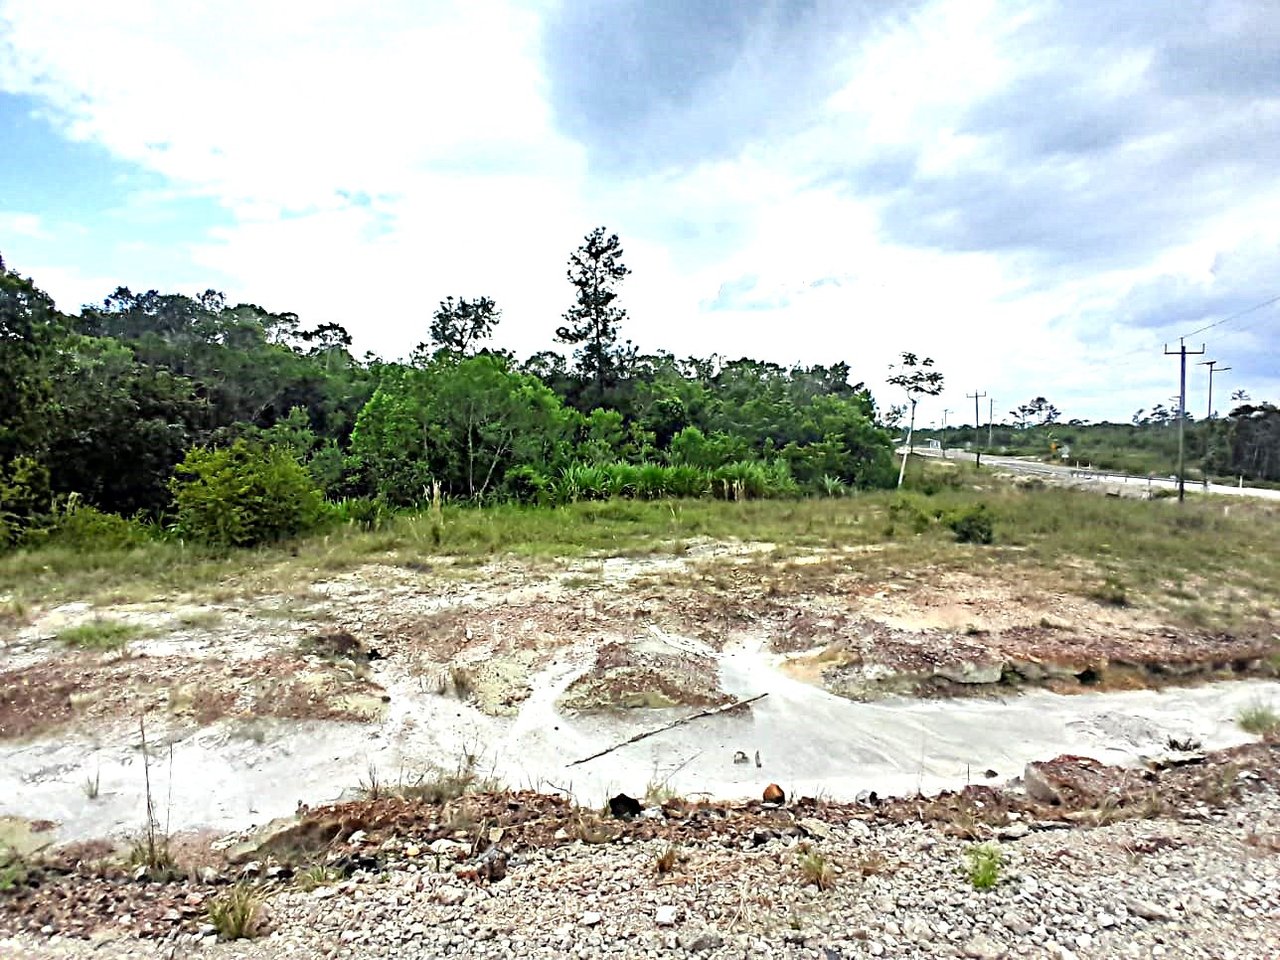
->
left=1, top=0, right=1277, bottom=423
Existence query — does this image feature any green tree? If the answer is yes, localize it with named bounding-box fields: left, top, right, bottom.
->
left=886, top=352, right=945, bottom=487
left=426, top=296, right=501, bottom=357
left=556, top=227, right=630, bottom=407
left=0, top=255, right=63, bottom=463
left=43, top=335, right=206, bottom=515
left=351, top=356, right=573, bottom=503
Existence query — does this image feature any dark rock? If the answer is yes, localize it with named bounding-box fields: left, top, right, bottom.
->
left=763, top=783, right=786, bottom=804
left=608, top=793, right=642, bottom=819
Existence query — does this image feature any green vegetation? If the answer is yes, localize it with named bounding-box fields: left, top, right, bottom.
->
left=295, top=864, right=343, bottom=891
left=964, top=843, right=1003, bottom=890
left=924, top=398, right=1280, bottom=487
left=169, top=440, right=324, bottom=547
left=1, top=237, right=900, bottom=557
left=945, top=503, right=994, bottom=544
left=1238, top=701, right=1280, bottom=736
left=207, top=883, right=266, bottom=940
left=0, top=846, right=29, bottom=892
left=3, top=461, right=1279, bottom=635
left=58, top=619, right=142, bottom=650
left=796, top=844, right=836, bottom=890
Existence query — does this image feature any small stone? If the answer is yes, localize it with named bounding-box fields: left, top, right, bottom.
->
left=680, top=931, right=725, bottom=952
left=1096, top=913, right=1117, bottom=929
left=580, top=911, right=602, bottom=926
left=1124, top=897, right=1174, bottom=922
left=763, top=783, right=786, bottom=804
left=655, top=906, right=679, bottom=927
left=437, top=886, right=467, bottom=907
left=348, top=829, right=367, bottom=844
left=1001, top=912, right=1032, bottom=936
left=404, top=844, right=421, bottom=858
left=1074, top=933, right=1093, bottom=949
left=962, top=934, right=1006, bottom=959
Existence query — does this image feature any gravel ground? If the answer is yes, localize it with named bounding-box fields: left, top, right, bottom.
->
left=5, top=781, right=1278, bottom=960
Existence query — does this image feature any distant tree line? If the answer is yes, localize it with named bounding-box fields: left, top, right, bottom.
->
left=0, top=229, right=898, bottom=547
left=922, top=391, right=1279, bottom=484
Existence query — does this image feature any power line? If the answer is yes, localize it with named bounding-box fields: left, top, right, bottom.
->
left=1182, top=293, right=1280, bottom=340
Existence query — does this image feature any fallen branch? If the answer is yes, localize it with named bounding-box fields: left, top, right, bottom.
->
left=567, top=693, right=768, bottom=767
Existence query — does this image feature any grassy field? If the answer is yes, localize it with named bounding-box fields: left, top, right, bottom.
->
left=2, top=462, right=1278, bottom=631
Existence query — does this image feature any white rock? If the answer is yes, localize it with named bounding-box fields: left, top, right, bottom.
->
left=655, top=906, right=679, bottom=927
left=962, top=934, right=1005, bottom=959
left=580, top=911, right=602, bottom=927
left=436, top=887, right=467, bottom=907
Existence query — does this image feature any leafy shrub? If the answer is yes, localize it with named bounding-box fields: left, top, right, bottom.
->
left=667, top=464, right=710, bottom=498
left=169, top=441, right=323, bottom=547
left=1088, top=574, right=1130, bottom=607
left=819, top=475, right=847, bottom=498
left=965, top=843, right=1002, bottom=889
left=40, top=496, right=151, bottom=550
left=887, top=495, right=937, bottom=534
left=0, top=845, right=30, bottom=892
left=328, top=496, right=392, bottom=531
left=0, top=455, right=51, bottom=548
left=503, top=465, right=550, bottom=503
left=946, top=504, right=994, bottom=544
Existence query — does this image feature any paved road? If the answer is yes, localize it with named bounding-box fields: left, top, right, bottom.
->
left=907, top=446, right=1280, bottom=501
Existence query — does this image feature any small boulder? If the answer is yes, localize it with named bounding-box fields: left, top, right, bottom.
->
left=608, top=793, right=643, bottom=819
left=1023, top=755, right=1112, bottom=806
left=763, top=783, right=786, bottom=805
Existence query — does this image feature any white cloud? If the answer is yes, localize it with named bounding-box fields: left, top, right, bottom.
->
left=1, top=0, right=1276, bottom=421
left=0, top=210, right=51, bottom=240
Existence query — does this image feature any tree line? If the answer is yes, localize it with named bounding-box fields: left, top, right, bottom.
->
left=923, top=394, right=1280, bottom=484
left=0, top=229, right=899, bottom=548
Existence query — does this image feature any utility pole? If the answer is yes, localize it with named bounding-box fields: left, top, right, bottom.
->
left=987, top=397, right=994, bottom=448
left=1199, top=360, right=1231, bottom=421
left=966, top=391, right=987, bottom=446
left=1164, top=338, right=1205, bottom=502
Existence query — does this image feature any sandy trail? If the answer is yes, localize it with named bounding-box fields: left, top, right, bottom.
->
left=1, top=628, right=1274, bottom=845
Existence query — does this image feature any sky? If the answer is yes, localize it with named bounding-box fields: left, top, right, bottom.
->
left=1, top=0, right=1278, bottom=426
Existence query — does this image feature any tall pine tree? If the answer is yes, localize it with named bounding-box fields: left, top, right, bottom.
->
left=556, top=227, right=630, bottom=407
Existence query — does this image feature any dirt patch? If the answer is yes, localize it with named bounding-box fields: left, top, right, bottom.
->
left=0, top=648, right=387, bottom=742
left=0, top=668, right=81, bottom=739
left=559, top=636, right=730, bottom=711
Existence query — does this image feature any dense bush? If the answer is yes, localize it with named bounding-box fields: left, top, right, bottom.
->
left=529, top=459, right=799, bottom=505
left=38, top=496, right=153, bottom=550
left=327, top=496, right=393, bottom=531
left=946, top=504, right=994, bottom=544
left=169, top=441, right=323, bottom=547
left=0, top=455, right=51, bottom=547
